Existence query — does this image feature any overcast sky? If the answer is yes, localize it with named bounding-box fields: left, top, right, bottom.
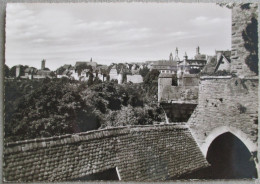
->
left=6, top=3, right=231, bottom=70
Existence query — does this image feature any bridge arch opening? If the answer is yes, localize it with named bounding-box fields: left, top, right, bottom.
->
left=206, top=132, right=257, bottom=179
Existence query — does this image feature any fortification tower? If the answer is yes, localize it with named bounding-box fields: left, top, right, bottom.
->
left=41, top=59, right=46, bottom=70
left=158, top=73, right=174, bottom=102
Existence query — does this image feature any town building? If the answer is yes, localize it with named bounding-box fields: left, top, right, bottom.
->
left=201, top=50, right=231, bottom=75
left=75, top=58, right=97, bottom=70
left=16, top=60, right=52, bottom=79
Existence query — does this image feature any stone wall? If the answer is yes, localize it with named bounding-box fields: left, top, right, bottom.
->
left=231, top=3, right=258, bottom=77
left=188, top=76, right=258, bottom=156
left=160, top=86, right=198, bottom=104
left=4, top=124, right=208, bottom=182
left=158, top=73, right=198, bottom=103
left=180, top=74, right=199, bottom=86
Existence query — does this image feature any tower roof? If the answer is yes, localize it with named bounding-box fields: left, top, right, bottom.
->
left=174, top=47, right=180, bottom=62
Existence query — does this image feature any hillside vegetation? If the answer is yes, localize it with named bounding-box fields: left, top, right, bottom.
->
left=5, top=70, right=163, bottom=142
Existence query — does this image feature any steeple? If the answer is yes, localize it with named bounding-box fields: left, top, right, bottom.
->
left=196, top=46, right=200, bottom=55
left=174, top=47, right=180, bottom=62
left=184, top=52, right=188, bottom=60
left=169, top=52, right=173, bottom=62
left=90, top=57, right=92, bottom=62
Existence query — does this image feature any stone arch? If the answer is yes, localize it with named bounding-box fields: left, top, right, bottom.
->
left=201, top=126, right=259, bottom=176
left=201, top=126, right=257, bottom=156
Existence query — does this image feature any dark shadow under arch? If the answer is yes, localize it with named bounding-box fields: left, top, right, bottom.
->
left=206, top=132, right=257, bottom=179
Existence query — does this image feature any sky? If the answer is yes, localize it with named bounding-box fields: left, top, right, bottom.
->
left=6, top=3, right=231, bottom=70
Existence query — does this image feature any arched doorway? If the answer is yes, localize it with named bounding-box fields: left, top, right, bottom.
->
left=206, top=132, right=257, bottom=179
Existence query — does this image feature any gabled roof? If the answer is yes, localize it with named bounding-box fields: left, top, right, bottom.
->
left=3, top=124, right=209, bottom=182
left=63, top=64, right=72, bottom=70
left=214, top=54, right=231, bottom=73
left=75, top=61, right=97, bottom=67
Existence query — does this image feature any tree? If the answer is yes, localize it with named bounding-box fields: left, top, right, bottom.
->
left=76, top=63, right=93, bottom=74
left=139, top=67, right=149, bottom=78
left=56, top=66, right=67, bottom=75
left=5, top=64, right=9, bottom=78
left=49, top=71, right=56, bottom=78
left=9, top=66, right=17, bottom=77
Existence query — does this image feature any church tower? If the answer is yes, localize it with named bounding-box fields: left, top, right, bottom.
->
left=41, top=59, right=46, bottom=70
left=169, top=52, right=173, bottom=62
left=196, top=46, right=200, bottom=55
left=174, top=47, right=180, bottom=62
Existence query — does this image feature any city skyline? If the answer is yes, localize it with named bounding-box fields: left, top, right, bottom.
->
left=6, top=3, right=231, bottom=70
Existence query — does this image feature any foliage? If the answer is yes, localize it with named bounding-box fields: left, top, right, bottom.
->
left=5, top=78, right=164, bottom=142
left=9, top=65, right=29, bottom=77
left=76, top=63, right=93, bottom=74
left=139, top=67, right=150, bottom=78
left=5, top=64, right=9, bottom=78
left=143, top=69, right=160, bottom=98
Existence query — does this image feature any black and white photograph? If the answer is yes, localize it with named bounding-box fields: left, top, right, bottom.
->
left=2, top=1, right=259, bottom=182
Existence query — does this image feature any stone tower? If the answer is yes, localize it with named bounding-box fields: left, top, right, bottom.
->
left=158, top=73, right=173, bottom=102
left=41, top=59, right=46, bottom=70
left=231, top=3, right=258, bottom=77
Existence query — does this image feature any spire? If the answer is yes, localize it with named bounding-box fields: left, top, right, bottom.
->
left=90, top=57, right=92, bottom=62
left=169, top=52, right=173, bottom=62
left=174, top=47, right=180, bottom=62
left=184, top=52, right=188, bottom=60
left=196, top=46, right=200, bottom=55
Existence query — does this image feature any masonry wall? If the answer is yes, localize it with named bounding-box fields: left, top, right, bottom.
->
left=160, top=86, right=198, bottom=103
left=231, top=3, right=258, bottom=77
left=188, top=76, right=258, bottom=150
left=158, top=77, right=172, bottom=102
left=4, top=124, right=208, bottom=182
